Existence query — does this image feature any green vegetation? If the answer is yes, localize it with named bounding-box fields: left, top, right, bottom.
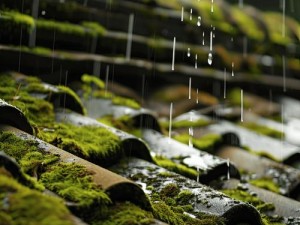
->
left=151, top=183, right=226, bottom=225
left=82, top=74, right=105, bottom=90
left=39, top=123, right=121, bottom=164
left=97, top=202, right=154, bottom=225
left=160, top=118, right=211, bottom=129
left=81, top=21, right=107, bottom=37
left=250, top=178, right=280, bottom=194
left=0, top=131, right=111, bottom=222
left=173, top=133, right=221, bottom=153
left=238, top=122, right=283, bottom=139
left=228, top=88, right=251, bottom=108
left=222, top=189, right=274, bottom=213
left=231, top=7, right=264, bottom=41
left=111, top=95, right=141, bottom=109
left=154, top=156, right=199, bottom=179
left=0, top=172, right=76, bottom=225
left=0, top=10, right=35, bottom=32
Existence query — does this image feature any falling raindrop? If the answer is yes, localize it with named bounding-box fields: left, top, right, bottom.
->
left=282, top=55, right=286, bottom=92
left=187, top=48, right=191, bottom=57
left=282, top=0, right=286, bottom=37
left=241, top=89, right=244, bottom=122
left=172, top=37, right=176, bottom=70
left=231, top=62, right=234, bottom=77
left=208, top=52, right=213, bottom=65
left=181, top=7, right=184, bottom=22
left=209, top=30, right=213, bottom=51
left=190, top=8, right=193, bottom=20
left=189, top=77, right=192, bottom=99
left=105, top=65, right=109, bottom=97
left=243, top=36, right=248, bottom=58
left=224, top=68, right=227, bottom=99
left=227, top=159, right=230, bottom=180
left=211, top=0, right=214, bottom=12
left=168, top=103, right=173, bottom=143
left=126, top=13, right=134, bottom=61
left=189, top=112, right=193, bottom=148
left=239, top=0, right=243, bottom=8
left=281, top=104, right=285, bottom=144
left=195, top=54, right=198, bottom=69
left=196, top=167, right=200, bottom=182
left=202, top=31, right=205, bottom=45
left=197, top=16, right=201, bottom=26
left=41, top=10, right=46, bottom=16
left=196, top=88, right=199, bottom=104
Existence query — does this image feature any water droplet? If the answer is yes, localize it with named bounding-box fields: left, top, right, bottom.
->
left=241, top=89, right=244, bottom=122
left=202, top=32, right=205, bottom=45
left=209, top=31, right=213, bottom=51
left=227, top=159, right=230, bottom=180
left=187, top=48, right=191, bottom=57
left=231, top=62, right=234, bottom=77
left=196, top=88, right=199, bottom=104
left=197, top=16, right=201, bottom=26
left=208, top=52, right=213, bottom=65
left=188, top=77, right=192, bottom=99
left=41, top=10, right=46, bottom=15
left=211, top=0, right=214, bottom=12
left=195, top=54, right=198, bottom=69
left=168, top=102, right=173, bottom=143
left=190, top=8, right=193, bottom=20
left=172, top=37, right=176, bottom=70
left=181, top=7, right=184, bottom=22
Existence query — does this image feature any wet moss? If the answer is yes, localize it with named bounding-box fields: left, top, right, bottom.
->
left=111, top=95, right=141, bottom=109
left=160, top=183, right=180, bottom=198
left=0, top=173, right=75, bottom=225
left=96, top=201, right=154, bottom=225
left=173, top=133, right=222, bottom=153
left=0, top=10, right=35, bottom=32
left=238, top=122, right=283, bottom=139
left=154, top=156, right=198, bottom=179
left=160, top=118, right=211, bottom=129
left=222, top=189, right=275, bottom=213
left=38, top=123, right=121, bottom=164
left=176, top=190, right=194, bottom=205
left=82, top=74, right=105, bottom=91
left=250, top=178, right=280, bottom=194
left=228, top=88, right=251, bottom=108
left=81, top=21, right=107, bottom=37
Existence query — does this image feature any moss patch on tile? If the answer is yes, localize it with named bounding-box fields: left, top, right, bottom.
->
left=154, top=156, right=198, bottom=180
left=173, top=133, right=222, bottom=153
left=250, top=178, right=280, bottom=194
left=238, top=122, right=283, bottom=139
left=0, top=10, right=35, bottom=32
left=0, top=173, right=76, bottom=225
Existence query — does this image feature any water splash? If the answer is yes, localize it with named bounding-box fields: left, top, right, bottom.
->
left=172, top=37, right=176, bottom=70
left=189, top=77, right=192, bottom=99
left=126, top=14, right=134, bottom=61
left=197, top=16, right=201, bottom=26
left=208, top=53, right=213, bottom=65
left=231, top=62, right=234, bottom=77
left=241, top=89, right=244, bottom=122
left=195, top=54, right=198, bottom=69
left=181, top=6, right=184, bottom=22
left=187, top=48, right=191, bottom=57
left=190, top=8, right=193, bottom=20
left=282, top=55, right=286, bottom=92
left=224, top=68, right=227, bottom=99
left=168, top=102, right=173, bottom=143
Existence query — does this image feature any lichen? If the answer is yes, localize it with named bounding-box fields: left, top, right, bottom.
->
left=173, top=133, right=222, bottom=153
left=238, top=122, right=283, bottom=139
left=250, top=178, right=280, bottom=194
left=0, top=173, right=75, bottom=225
left=154, top=156, right=198, bottom=179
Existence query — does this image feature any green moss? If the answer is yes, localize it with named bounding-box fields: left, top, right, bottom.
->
left=176, top=190, right=194, bottom=205
left=250, top=178, right=280, bottom=194
left=40, top=163, right=111, bottom=209
left=242, top=145, right=281, bottom=162
left=96, top=202, right=154, bottom=225
left=0, top=10, right=35, bottom=32
left=160, top=183, right=180, bottom=198
left=81, top=74, right=105, bottom=90
left=160, top=119, right=211, bottom=129
left=154, top=156, right=198, bottom=179
left=228, top=88, right=251, bottom=108
left=38, top=123, right=121, bottom=164
left=111, top=95, right=141, bottom=109
left=81, top=21, right=107, bottom=37
left=238, top=122, right=283, bottom=139
left=0, top=173, right=76, bottom=225
left=173, top=133, right=221, bottom=153
left=222, top=189, right=275, bottom=213
left=152, top=201, right=184, bottom=225
left=231, top=7, right=264, bottom=41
